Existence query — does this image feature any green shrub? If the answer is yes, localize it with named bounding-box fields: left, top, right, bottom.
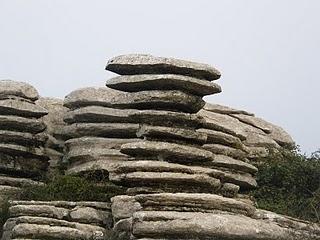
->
left=252, top=148, right=320, bottom=223
left=20, top=173, right=126, bottom=202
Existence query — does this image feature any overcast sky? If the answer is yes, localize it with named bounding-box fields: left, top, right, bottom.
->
left=0, top=0, right=319, bottom=154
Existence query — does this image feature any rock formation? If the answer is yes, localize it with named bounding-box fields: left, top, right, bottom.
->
left=0, top=80, right=48, bottom=205
left=0, top=54, right=318, bottom=240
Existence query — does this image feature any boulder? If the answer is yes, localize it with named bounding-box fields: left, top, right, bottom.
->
left=105, top=54, right=221, bottom=81
left=0, top=80, right=39, bottom=101
left=106, top=74, right=221, bottom=96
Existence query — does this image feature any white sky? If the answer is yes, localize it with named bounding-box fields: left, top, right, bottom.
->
left=0, top=0, right=319, bottom=153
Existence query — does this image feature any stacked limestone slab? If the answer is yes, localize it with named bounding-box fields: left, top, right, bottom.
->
left=0, top=80, right=49, bottom=204
left=1, top=200, right=112, bottom=240
left=198, top=103, right=295, bottom=161
left=36, top=97, right=68, bottom=175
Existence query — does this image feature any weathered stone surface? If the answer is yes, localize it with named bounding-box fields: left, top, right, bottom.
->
left=0, top=80, right=39, bottom=101
left=121, top=141, right=213, bottom=163
left=110, top=171, right=221, bottom=193
left=0, top=115, right=46, bottom=134
left=203, top=102, right=254, bottom=116
left=198, top=109, right=247, bottom=140
left=136, top=125, right=207, bottom=144
left=0, top=99, right=48, bottom=118
left=106, top=54, right=221, bottom=81
left=112, top=193, right=255, bottom=219
left=243, top=132, right=280, bottom=148
left=106, top=74, right=221, bottom=96
left=36, top=97, right=67, bottom=137
left=210, top=154, right=257, bottom=174
left=62, top=123, right=140, bottom=139
left=130, top=211, right=319, bottom=240
left=220, top=183, right=240, bottom=197
left=0, top=154, right=48, bottom=176
left=203, top=144, right=247, bottom=160
left=69, top=206, right=112, bottom=226
left=64, top=105, right=204, bottom=128
left=0, top=130, right=46, bottom=147
left=197, top=128, right=244, bottom=149
left=64, top=87, right=204, bottom=113
left=232, top=114, right=295, bottom=148
left=0, top=175, right=44, bottom=188
left=0, top=144, right=47, bottom=160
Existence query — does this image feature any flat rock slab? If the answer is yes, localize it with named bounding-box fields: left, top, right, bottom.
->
left=64, top=87, right=204, bottom=113
left=0, top=175, right=43, bottom=188
left=243, top=132, right=280, bottom=148
left=198, top=109, right=247, bottom=140
left=210, top=154, right=257, bottom=174
left=130, top=211, right=318, bottom=240
left=203, top=144, right=248, bottom=160
left=62, top=123, right=140, bottom=139
left=110, top=171, right=221, bottom=193
left=197, top=128, right=244, bottom=149
left=120, top=141, right=213, bottom=163
left=204, top=103, right=254, bottom=116
left=105, top=54, right=221, bottom=81
left=0, top=115, right=46, bottom=134
left=106, top=74, right=221, bottom=96
left=0, top=80, right=39, bottom=101
left=64, top=106, right=204, bottom=128
left=231, top=114, right=295, bottom=148
left=0, top=130, right=46, bottom=147
left=137, top=125, right=207, bottom=144
left=0, top=143, right=48, bottom=160
left=0, top=99, right=48, bottom=118
left=112, top=193, right=255, bottom=220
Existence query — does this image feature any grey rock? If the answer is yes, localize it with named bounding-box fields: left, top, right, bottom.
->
left=64, top=105, right=204, bottom=128
left=220, top=183, right=240, bottom=197
left=110, top=171, right=221, bottom=193
left=64, top=87, right=204, bottom=113
left=0, top=80, right=39, bottom=101
left=203, top=144, right=248, bottom=160
left=112, top=193, right=255, bottom=218
left=0, top=99, right=48, bottom=118
left=0, top=143, right=47, bottom=160
left=131, top=211, right=318, bottom=240
left=0, top=130, right=46, bottom=147
left=243, top=132, right=280, bottom=148
left=0, top=175, right=44, bottom=188
left=120, top=141, right=213, bottom=163
left=0, top=115, right=46, bottom=134
left=209, top=154, right=258, bottom=174
left=197, top=128, right=245, bottom=149
left=106, top=54, right=221, bottom=81
left=62, top=123, right=140, bottom=139
left=198, top=109, right=247, bottom=140
left=204, top=102, right=254, bottom=116
left=36, top=97, right=68, bottom=137
left=231, top=114, right=272, bottom=133
left=106, top=74, right=221, bottom=96
left=136, top=125, right=207, bottom=144
left=69, top=206, right=112, bottom=226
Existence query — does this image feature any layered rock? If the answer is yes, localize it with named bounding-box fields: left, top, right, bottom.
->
left=0, top=80, right=49, bottom=206
left=198, top=103, right=295, bottom=161
left=1, top=200, right=112, bottom=240
left=36, top=98, right=68, bottom=175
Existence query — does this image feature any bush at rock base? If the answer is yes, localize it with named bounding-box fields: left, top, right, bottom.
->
left=252, top=148, right=320, bottom=223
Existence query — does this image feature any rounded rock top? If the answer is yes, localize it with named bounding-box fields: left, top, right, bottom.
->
left=0, top=79, right=39, bottom=101
left=106, top=54, right=221, bottom=81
